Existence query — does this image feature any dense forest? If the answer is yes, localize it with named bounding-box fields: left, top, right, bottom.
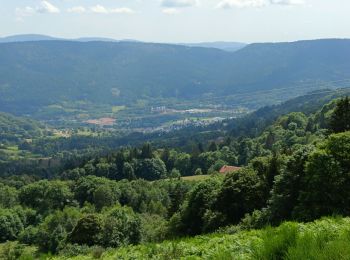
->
left=1, top=95, right=350, bottom=259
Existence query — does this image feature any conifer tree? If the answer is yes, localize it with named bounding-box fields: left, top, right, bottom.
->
left=329, top=96, right=350, bottom=133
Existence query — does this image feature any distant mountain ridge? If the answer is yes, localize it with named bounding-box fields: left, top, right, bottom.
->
left=179, top=41, right=247, bottom=52
left=0, top=34, right=118, bottom=43
left=0, top=38, right=349, bottom=115
left=0, top=34, right=245, bottom=51
left=0, top=34, right=59, bottom=43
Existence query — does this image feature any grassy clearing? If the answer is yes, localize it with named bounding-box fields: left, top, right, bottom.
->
left=49, top=217, right=350, bottom=260
left=112, top=106, right=126, bottom=113
left=0, top=145, right=20, bottom=155
left=180, top=175, right=213, bottom=181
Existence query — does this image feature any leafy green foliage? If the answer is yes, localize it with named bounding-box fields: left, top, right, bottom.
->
left=34, top=207, right=81, bottom=253
left=18, top=180, right=73, bottom=213
left=72, top=176, right=119, bottom=207
left=0, top=184, right=18, bottom=208
left=175, top=177, right=222, bottom=235
left=267, top=146, right=314, bottom=223
left=101, top=205, right=141, bottom=247
left=215, top=168, right=266, bottom=225
left=0, top=241, right=39, bottom=260
left=329, top=96, right=350, bottom=133
left=293, top=131, right=350, bottom=220
left=69, top=214, right=103, bottom=246
left=0, top=208, right=24, bottom=243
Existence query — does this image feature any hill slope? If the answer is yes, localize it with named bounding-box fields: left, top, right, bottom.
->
left=0, top=39, right=350, bottom=114
left=180, top=41, right=247, bottom=52
left=0, top=34, right=118, bottom=43
left=0, top=34, right=60, bottom=43
left=0, top=112, right=44, bottom=141
left=49, top=217, right=350, bottom=259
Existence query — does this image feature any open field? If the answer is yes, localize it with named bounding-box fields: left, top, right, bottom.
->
left=181, top=174, right=214, bottom=181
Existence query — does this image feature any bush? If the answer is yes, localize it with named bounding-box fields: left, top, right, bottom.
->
left=58, top=243, right=91, bottom=258
left=0, top=184, right=19, bottom=208
left=140, top=214, right=169, bottom=243
left=0, top=241, right=38, bottom=260
left=18, top=226, right=39, bottom=245
left=240, top=209, right=269, bottom=230
left=0, top=208, right=24, bottom=242
left=101, top=205, right=141, bottom=247
left=69, top=214, right=103, bottom=246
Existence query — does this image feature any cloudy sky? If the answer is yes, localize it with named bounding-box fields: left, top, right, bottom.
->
left=1, top=0, right=349, bottom=43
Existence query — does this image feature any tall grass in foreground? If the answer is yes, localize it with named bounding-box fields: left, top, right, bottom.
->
left=8, top=217, right=350, bottom=259
left=254, top=217, right=350, bottom=260
left=253, top=223, right=299, bottom=260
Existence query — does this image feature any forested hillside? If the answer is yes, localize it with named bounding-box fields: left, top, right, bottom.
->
left=0, top=113, right=48, bottom=164
left=0, top=88, right=348, bottom=178
left=1, top=39, right=350, bottom=115
left=0, top=112, right=45, bottom=142
left=1, top=95, right=350, bottom=259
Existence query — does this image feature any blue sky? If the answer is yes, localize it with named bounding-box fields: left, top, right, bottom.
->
left=1, top=0, right=349, bottom=43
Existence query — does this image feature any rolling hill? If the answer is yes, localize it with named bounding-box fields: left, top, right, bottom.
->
left=179, top=41, right=247, bottom=52
left=0, top=39, right=349, bottom=115
left=0, top=34, right=60, bottom=43
left=0, top=34, right=118, bottom=43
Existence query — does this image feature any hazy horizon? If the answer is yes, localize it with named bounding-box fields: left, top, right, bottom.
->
left=1, top=33, right=349, bottom=45
left=1, top=0, right=349, bottom=43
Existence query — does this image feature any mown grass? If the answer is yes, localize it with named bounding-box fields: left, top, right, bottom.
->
left=180, top=175, right=212, bottom=181
left=49, top=217, right=350, bottom=260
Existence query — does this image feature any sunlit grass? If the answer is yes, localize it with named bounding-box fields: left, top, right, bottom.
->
left=48, top=217, right=350, bottom=260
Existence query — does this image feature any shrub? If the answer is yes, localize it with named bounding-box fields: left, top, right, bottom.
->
left=69, top=214, right=103, bottom=246
left=0, top=208, right=24, bottom=242
left=101, top=205, right=141, bottom=247
left=0, top=241, right=38, bottom=260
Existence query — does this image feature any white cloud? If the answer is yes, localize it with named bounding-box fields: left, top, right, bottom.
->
left=90, top=5, right=109, bottom=14
left=217, top=0, right=268, bottom=8
left=15, top=1, right=60, bottom=20
left=110, top=8, right=135, bottom=14
left=67, top=6, right=86, bottom=14
left=37, top=1, right=60, bottom=14
left=161, top=0, right=199, bottom=8
left=217, top=0, right=304, bottom=8
left=90, top=5, right=135, bottom=14
left=162, top=8, right=180, bottom=14
left=270, top=0, right=304, bottom=5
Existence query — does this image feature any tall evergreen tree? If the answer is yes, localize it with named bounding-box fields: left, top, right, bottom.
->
left=329, top=96, right=350, bottom=133
left=141, top=143, right=153, bottom=159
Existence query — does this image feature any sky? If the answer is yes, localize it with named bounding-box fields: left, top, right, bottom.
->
left=0, top=0, right=349, bottom=43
